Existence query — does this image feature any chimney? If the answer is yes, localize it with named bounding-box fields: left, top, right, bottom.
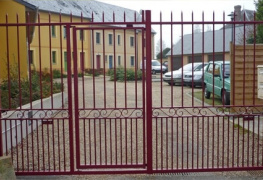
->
left=234, top=5, right=241, bottom=21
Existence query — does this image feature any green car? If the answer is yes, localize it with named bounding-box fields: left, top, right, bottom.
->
left=204, top=61, right=231, bottom=105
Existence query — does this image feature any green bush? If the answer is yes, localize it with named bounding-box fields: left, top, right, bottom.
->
left=53, top=69, right=62, bottom=78
left=108, top=67, right=142, bottom=82
left=1, top=68, right=63, bottom=109
left=85, top=68, right=103, bottom=76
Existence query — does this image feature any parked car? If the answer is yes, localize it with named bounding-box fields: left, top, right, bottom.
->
left=140, top=59, right=167, bottom=74
left=162, top=61, right=168, bottom=68
left=183, top=65, right=208, bottom=87
left=163, top=62, right=207, bottom=85
left=204, top=61, right=230, bottom=105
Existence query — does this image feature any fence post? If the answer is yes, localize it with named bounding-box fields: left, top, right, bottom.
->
left=0, top=87, right=3, bottom=157
left=66, top=24, right=74, bottom=173
left=145, top=10, right=153, bottom=174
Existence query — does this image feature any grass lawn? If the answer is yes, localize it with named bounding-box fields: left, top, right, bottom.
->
left=193, top=91, right=222, bottom=106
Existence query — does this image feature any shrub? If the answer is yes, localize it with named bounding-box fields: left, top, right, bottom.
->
left=85, top=68, right=103, bottom=76
left=53, top=69, right=62, bottom=78
left=108, top=67, right=142, bottom=82
left=1, top=67, right=63, bottom=109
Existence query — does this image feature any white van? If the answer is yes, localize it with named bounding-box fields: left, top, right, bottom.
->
left=140, top=60, right=167, bottom=74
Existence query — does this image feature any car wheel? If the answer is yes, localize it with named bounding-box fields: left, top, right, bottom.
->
left=221, top=89, right=230, bottom=105
left=168, top=82, right=175, bottom=86
left=205, top=86, right=211, bottom=99
left=152, top=70, right=156, bottom=74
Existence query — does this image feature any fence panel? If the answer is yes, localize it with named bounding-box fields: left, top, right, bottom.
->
left=1, top=9, right=263, bottom=175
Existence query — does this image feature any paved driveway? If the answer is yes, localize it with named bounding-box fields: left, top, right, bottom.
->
left=12, top=76, right=263, bottom=176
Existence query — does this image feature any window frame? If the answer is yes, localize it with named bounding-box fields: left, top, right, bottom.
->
left=130, top=56, right=135, bottom=66
left=52, top=50, right=57, bottom=64
left=118, top=55, right=121, bottom=66
left=51, top=25, right=56, bottom=38
left=117, top=34, right=121, bottom=46
left=108, top=33, right=113, bottom=45
left=96, top=32, right=101, bottom=44
left=130, top=36, right=134, bottom=47
left=63, top=26, right=67, bottom=39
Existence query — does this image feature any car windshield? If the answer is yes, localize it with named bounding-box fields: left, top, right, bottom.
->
left=222, top=64, right=230, bottom=77
left=194, top=64, right=207, bottom=71
left=152, top=61, right=161, bottom=66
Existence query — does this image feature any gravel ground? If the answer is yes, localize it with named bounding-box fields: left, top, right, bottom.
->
left=8, top=75, right=263, bottom=178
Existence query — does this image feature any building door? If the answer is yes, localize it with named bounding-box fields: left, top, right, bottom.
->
left=96, top=55, right=101, bottom=69
left=109, top=55, right=113, bottom=69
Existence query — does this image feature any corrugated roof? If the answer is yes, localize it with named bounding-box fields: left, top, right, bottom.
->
left=168, top=25, right=251, bottom=56
left=21, top=0, right=141, bottom=22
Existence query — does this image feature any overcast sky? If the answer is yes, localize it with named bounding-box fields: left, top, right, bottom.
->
left=97, top=0, right=256, bottom=52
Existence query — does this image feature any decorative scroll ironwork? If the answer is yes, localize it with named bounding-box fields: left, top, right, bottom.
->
left=152, top=106, right=263, bottom=118
left=78, top=108, right=143, bottom=119
left=0, top=109, right=69, bottom=120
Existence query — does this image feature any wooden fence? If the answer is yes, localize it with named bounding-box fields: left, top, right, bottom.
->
left=231, top=44, right=263, bottom=113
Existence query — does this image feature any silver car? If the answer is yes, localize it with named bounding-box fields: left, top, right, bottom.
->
left=163, top=62, right=207, bottom=85
left=183, top=65, right=208, bottom=87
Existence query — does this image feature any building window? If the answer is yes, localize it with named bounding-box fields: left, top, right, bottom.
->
left=130, top=36, right=134, bottom=47
left=109, top=55, right=113, bottom=69
left=109, top=34, right=113, bottom=45
left=29, top=50, right=34, bottom=64
left=118, top=56, right=121, bottom=66
left=118, top=35, right=121, bottom=45
left=52, top=51, right=57, bottom=64
left=130, top=56, right=135, bottom=66
left=51, top=25, right=56, bottom=37
left=63, top=26, right=67, bottom=39
left=80, top=30, right=84, bottom=41
left=96, top=32, right=100, bottom=44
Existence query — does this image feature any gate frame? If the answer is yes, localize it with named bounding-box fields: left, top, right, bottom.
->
left=145, top=10, right=153, bottom=174
left=70, top=10, right=152, bottom=173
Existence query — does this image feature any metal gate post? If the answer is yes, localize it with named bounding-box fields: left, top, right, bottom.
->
left=66, top=24, right=75, bottom=173
left=145, top=10, right=153, bottom=174
left=0, top=88, right=2, bottom=157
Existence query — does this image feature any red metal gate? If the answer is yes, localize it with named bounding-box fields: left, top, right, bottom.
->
left=1, top=9, right=263, bottom=176
left=72, top=25, right=148, bottom=172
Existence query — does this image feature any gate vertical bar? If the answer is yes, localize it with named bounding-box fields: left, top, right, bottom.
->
left=73, top=27, right=80, bottom=169
left=0, top=88, right=2, bottom=157
left=145, top=10, right=153, bottom=174
left=66, top=24, right=75, bottom=173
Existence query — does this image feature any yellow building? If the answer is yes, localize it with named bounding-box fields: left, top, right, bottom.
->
left=0, top=0, right=32, bottom=80
left=20, top=0, right=155, bottom=74
left=1, top=0, right=155, bottom=78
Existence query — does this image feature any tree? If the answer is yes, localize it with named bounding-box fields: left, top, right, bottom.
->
left=247, top=0, right=263, bottom=43
left=155, top=40, right=166, bottom=58
left=156, top=47, right=171, bottom=59
left=256, top=0, right=263, bottom=43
